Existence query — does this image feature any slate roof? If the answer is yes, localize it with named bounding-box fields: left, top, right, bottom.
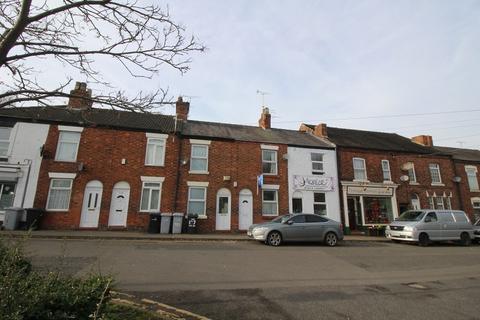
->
left=0, top=106, right=334, bottom=148
left=304, top=124, right=437, bottom=154
left=183, top=120, right=334, bottom=149
left=0, top=106, right=177, bottom=133
left=435, top=146, right=480, bottom=162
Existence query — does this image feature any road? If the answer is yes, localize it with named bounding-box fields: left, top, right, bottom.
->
left=23, top=239, right=480, bottom=320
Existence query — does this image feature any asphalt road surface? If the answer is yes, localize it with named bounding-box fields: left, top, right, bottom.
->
left=23, top=239, right=480, bottom=320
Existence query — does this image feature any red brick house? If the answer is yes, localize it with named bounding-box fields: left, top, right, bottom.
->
left=435, top=146, right=480, bottom=223
left=0, top=83, right=335, bottom=232
left=300, top=124, right=460, bottom=234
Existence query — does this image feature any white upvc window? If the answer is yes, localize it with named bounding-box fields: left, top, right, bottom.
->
left=262, top=190, right=278, bottom=216
left=145, top=134, right=166, bottom=166
left=311, top=153, right=324, bottom=175
left=0, top=127, right=12, bottom=157
left=46, top=179, right=73, bottom=211
left=353, top=157, right=367, bottom=180
left=55, top=131, right=81, bottom=162
left=187, top=187, right=207, bottom=217
left=381, top=160, right=391, bottom=181
left=445, top=197, right=452, bottom=210
left=428, top=196, right=435, bottom=209
left=0, top=182, right=16, bottom=210
left=465, top=166, right=479, bottom=191
left=140, top=182, right=162, bottom=212
left=407, top=164, right=417, bottom=183
left=262, top=150, right=278, bottom=175
left=313, top=192, right=327, bottom=215
left=190, top=145, right=209, bottom=173
left=429, top=164, right=442, bottom=184
left=435, top=197, right=445, bottom=210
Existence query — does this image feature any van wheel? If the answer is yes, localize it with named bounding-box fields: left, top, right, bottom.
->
left=418, top=233, right=429, bottom=247
left=267, top=231, right=282, bottom=246
left=460, top=232, right=471, bottom=247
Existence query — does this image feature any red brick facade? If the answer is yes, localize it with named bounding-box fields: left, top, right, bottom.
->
left=35, top=125, right=180, bottom=230
left=451, top=161, right=480, bottom=221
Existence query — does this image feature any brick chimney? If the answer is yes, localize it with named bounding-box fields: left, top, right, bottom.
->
left=258, top=107, right=271, bottom=129
left=411, top=135, right=433, bottom=147
left=67, top=82, right=93, bottom=109
left=314, top=123, right=328, bottom=138
left=176, top=96, right=190, bottom=121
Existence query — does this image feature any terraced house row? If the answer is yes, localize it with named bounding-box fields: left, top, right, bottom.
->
left=1, top=82, right=479, bottom=234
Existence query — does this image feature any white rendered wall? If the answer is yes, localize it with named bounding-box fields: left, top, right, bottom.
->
left=287, top=146, right=341, bottom=222
left=1, top=122, right=49, bottom=219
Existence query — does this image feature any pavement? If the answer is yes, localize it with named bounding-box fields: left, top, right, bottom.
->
left=0, top=229, right=389, bottom=242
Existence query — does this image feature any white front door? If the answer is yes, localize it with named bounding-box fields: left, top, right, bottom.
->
left=216, top=188, right=231, bottom=230
left=239, top=189, right=253, bottom=230
left=108, top=184, right=130, bottom=227
left=80, top=181, right=103, bottom=228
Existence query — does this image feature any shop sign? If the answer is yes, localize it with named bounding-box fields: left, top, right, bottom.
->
left=347, top=186, right=394, bottom=196
left=293, top=175, right=334, bottom=191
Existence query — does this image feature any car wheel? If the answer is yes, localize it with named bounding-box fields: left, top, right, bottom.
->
left=267, top=231, right=282, bottom=246
left=418, top=233, right=429, bottom=247
left=460, top=232, right=471, bottom=247
left=324, top=232, right=338, bottom=247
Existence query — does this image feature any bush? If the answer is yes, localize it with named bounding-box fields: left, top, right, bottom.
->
left=0, top=239, right=112, bottom=320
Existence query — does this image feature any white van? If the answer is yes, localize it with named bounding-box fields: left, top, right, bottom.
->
left=385, top=210, right=474, bottom=246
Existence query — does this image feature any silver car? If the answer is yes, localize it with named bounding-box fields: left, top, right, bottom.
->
left=247, top=213, right=344, bottom=247
left=385, top=210, right=474, bottom=246
left=474, top=219, right=480, bottom=244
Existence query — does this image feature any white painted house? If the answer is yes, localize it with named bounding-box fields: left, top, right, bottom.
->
left=0, top=121, right=50, bottom=221
left=287, top=146, right=341, bottom=223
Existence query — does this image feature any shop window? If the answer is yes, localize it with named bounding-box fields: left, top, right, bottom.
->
left=262, top=190, right=278, bottom=216
left=410, top=194, right=421, bottom=210
left=188, top=187, right=207, bottom=217
left=435, top=197, right=445, bottom=209
left=313, top=192, right=327, bottom=215
left=0, top=182, right=16, bottom=210
left=429, top=164, right=442, bottom=184
left=46, top=179, right=73, bottom=211
left=140, top=182, right=161, bottom=212
left=465, top=166, right=479, bottom=191
left=381, top=160, right=391, bottom=181
left=353, top=158, right=367, bottom=180
left=262, top=150, right=277, bottom=175
left=311, top=153, right=324, bottom=175
left=363, top=197, right=393, bottom=224
left=55, top=131, right=81, bottom=162
left=190, top=145, right=209, bottom=173
left=0, top=127, right=12, bottom=157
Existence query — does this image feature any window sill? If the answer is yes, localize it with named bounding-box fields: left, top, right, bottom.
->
left=431, top=183, right=445, bottom=187
left=46, top=209, right=69, bottom=212
left=262, top=173, right=278, bottom=176
left=469, top=189, right=480, bottom=192
left=145, top=164, right=165, bottom=167
left=409, top=182, right=419, bottom=185
left=353, top=179, right=369, bottom=183
left=139, top=210, right=161, bottom=214
left=383, top=180, right=394, bottom=184
left=262, top=214, right=279, bottom=217
left=197, top=215, right=208, bottom=219
left=54, top=159, right=77, bottom=163
left=189, top=171, right=209, bottom=175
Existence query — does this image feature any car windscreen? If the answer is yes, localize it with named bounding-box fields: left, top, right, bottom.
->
left=271, top=214, right=293, bottom=223
left=397, top=211, right=426, bottom=221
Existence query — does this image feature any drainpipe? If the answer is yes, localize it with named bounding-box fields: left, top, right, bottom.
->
left=173, top=118, right=183, bottom=213
left=21, top=159, right=32, bottom=208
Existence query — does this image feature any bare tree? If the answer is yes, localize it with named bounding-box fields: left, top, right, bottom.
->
left=0, top=0, right=205, bottom=111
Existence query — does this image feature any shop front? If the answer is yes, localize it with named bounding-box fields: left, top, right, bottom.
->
left=341, top=182, right=399, bottom=235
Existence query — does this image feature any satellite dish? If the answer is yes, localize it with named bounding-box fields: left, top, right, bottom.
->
left=400, top=175, right=409, bottom=182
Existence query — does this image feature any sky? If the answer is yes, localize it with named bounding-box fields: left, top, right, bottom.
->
left=22, top=0, right=480, bottom=149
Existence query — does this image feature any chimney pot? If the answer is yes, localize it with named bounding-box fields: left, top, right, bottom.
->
left=314, top=123, right=328, bottom=138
